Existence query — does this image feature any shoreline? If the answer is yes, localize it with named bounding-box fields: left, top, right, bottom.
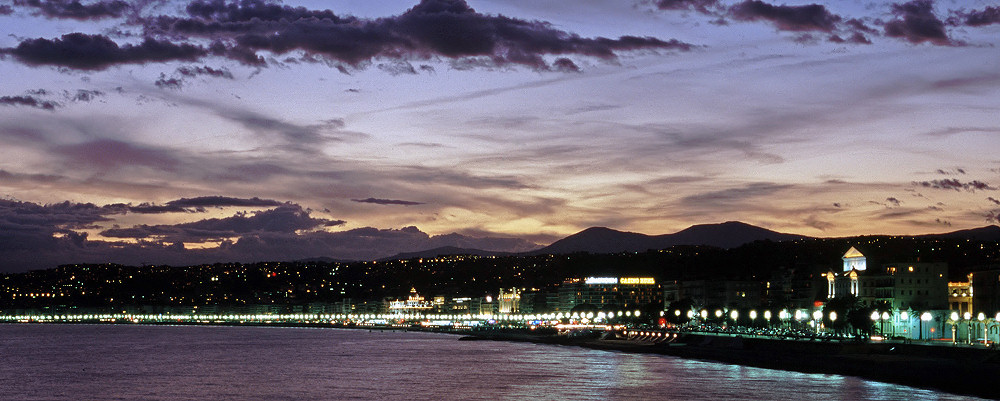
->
left=5, top=321, right=997, bottom=399
left=463, top=330, right=1000, bottom=400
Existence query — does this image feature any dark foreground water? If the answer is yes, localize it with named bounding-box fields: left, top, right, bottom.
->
left=0, top=324, right=983, bottom=400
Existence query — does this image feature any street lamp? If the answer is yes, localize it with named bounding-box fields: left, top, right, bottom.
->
left=965, top=312, right=973, bottom=345
left=978, top=312, right=987, bottom=346
left=920, top=312, right=932, bottom=341
left=871, top=311, right=880, bottom=337
left=950, top=311, right=960, bottom=344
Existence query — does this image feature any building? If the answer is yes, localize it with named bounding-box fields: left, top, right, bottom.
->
left=557, top=277, right=661, bottom=311
left=971, top=270, right=1000, bottom=316
left=948, top=276, right=972, bottom=315
left=387, top=288, right=434, bottom=314
left=824, top=247, right=948, bottom=311
left=663, top=279, right=764, bottom=310
left=498, top=288, right=520, bottom=314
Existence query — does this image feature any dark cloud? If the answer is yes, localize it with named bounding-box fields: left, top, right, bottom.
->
left=845, top=18, right=877, bottom=34
left=351, top=197, right=425, bottom=206
left=377, top=60, right=418, bottom=75
left=886, top=197, right=901, bottom=207
left=0, top=199, right=111, bottom=252
left=143, top=0, right=690, bottom=70
left=69, top=89, right=104, bottom=102
left=913, top=178, right=996, bottom=192
left=113, top=196, right=284, bottom=214
left=828, top=32, right=871, bottom=44
left=952, top=6, right=1000, bottom=27
left=176, top=65, right=233, bottom=79
left=729, top=1, right=841, bottom=32
left=0, top=199, right=541, bottom=272
left=6, top=33, right=206, bottom=70
left=653, top=0, right=720, bottom=13
left=169, top=196, right=283, bottom=208
left=934, top=218, right=951, bottom=226
left=154, top=74, right=183, bottom=89
left=0, top=5, right=14, bottom=15
left=0, top=95, right=59, bottom=110
left=551, top=57, right=580, bottom=72
left=12, top=0, right=130, bottom=20
left=988, top=197, right=1000, bottom=206
left=987, top=210, right=1000, bottom=224
left=884, top=0, right=952, bottom=45
left=100, top=204, right=338, bottom=242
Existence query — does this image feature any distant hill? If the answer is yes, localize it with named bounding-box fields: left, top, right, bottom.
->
left=531, top=221, right=809, bottom=255
left=923, top=225, right=1000, bottom=241
left=384, top=246, right=512, bottom=261
left=373, top=223, right=1000, bottom=262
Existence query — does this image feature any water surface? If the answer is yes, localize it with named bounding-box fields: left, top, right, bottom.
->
left=0, top=324, right=981, bottom=400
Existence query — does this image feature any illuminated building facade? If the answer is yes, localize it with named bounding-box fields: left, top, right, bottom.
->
left=948, top=276, right=972, bottom=315
left=825, top=247, right=948, bottom=311
left=498, top=288, right=521, bottom=314
left=387, top=288, right=433, bottom=314
left=556, top=277, right=661, bottom=311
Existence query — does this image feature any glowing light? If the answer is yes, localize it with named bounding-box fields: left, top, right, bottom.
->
left=584, top=277, right=618, bottom=285
left=619, top=277, right=655, bottom=285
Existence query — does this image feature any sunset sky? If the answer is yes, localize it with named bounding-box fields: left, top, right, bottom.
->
left=1, top=0, right=999, bottom=271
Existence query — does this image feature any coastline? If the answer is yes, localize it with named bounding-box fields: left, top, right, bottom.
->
left=5, top=320, right=996, bottom=399
left=462, top=330, right=1000, bottom=400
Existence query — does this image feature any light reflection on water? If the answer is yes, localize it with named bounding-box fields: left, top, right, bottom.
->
left=0, top=324, right=983, bottom=401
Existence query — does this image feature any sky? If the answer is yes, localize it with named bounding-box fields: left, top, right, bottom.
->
left=0, top=0, right=999, bottom=271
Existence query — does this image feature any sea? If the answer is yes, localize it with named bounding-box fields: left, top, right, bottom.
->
left=0, top=324, right=984, bottom=400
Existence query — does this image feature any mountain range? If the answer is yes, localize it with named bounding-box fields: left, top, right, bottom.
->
left=385, top=222, right=1000, bottom=260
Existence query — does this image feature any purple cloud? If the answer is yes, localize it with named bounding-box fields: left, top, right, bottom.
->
left=141, top=0, right=691, bottom=71
left=0, top=95, right=59, bottom=110
left=351, top=198, right=425, bottom=206
left=884, top=0, right=952, bottom=45
left=6, top=33, right=206, bottom=70
left=114, top=196, right=285, bottom=214
left=913, top=179, right=996, bottom=192
left=729, top=1, right=841, bottom=32
left=12, top=0, right=130, bottom=20
left=952, top=6, right=1000, bottom=27
left=654, top=0, right=720, bottom=13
